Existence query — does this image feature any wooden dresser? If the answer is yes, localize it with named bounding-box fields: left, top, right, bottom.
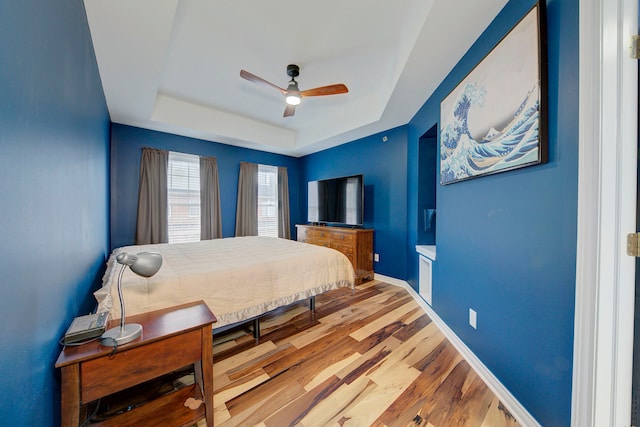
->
left=296, top=224, right=374, bottom=284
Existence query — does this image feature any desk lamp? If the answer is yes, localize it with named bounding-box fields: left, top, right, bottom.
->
left=101, top=251, right=162, bottom=346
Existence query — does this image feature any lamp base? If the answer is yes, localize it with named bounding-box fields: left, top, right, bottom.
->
left=100, top=323, right=142, bottom=346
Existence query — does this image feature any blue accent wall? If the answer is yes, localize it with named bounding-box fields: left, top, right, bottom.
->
left=407, top=1, right=577, bottom=425
left=0, top=0, right=110, bottom=425
left=110, top=124, right=300, bottom=249
left=300, top=126, right=409, bottom=279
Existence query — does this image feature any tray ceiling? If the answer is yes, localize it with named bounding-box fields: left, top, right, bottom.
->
left=84, top=0, right=507, bottom=156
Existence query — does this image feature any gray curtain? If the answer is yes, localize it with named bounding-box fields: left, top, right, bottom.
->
left=235, top=162, right=258, bottom=236
left=277, top=166, right=291, bottom=239
left=135, top=147, right=168, bottom=244
left=200, top=156, right=222, bottom=240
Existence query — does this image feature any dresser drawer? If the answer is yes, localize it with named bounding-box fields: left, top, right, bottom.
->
left=314, top=229, right=331, bottom=239
left=331, top=242, right=354, bottom=255
left=297, top=227, right=312, bottom=240
left=299, top=227, right=330, bottom=239
left=307, top=238, right=330, bottom=247
left=331, top=231, right=355, bottom=244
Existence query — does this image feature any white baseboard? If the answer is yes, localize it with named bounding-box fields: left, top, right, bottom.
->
left=373, top=273, right=408, bottom=287
left=373, top=273, right=541, bottom=427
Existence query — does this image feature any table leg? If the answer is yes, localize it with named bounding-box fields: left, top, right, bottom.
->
left=196, top=325, right=214, bottom=426
left=60, top=364, right=81, bottom=427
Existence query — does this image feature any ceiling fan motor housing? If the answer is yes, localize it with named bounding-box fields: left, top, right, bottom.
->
left=286, top=64, right=300, bottom=79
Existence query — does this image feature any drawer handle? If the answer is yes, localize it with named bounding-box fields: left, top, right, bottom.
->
left=340, top=235, right=345, bottom=239
left=320, top=232, right=324, bottom=237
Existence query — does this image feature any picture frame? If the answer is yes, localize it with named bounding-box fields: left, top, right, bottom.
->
left=439, top=2, right=547, bottom=185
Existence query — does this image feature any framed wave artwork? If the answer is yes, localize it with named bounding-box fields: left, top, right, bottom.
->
left=439, top=2, right=547, bottom=185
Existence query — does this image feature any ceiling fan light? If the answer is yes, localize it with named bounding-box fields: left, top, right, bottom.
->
left=285, top=93, right=301, bottom=106
left=285, top=81, right=301, bottom=105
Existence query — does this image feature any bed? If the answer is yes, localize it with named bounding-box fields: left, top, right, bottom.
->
left=94, top=236, right=355, bottom=333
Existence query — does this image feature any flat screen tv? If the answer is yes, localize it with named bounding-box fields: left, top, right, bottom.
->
left=307, top=174, right=364, bottom=227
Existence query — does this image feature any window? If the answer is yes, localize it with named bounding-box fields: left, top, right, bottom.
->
left=167, top=152, right=200, bottom=243
left=257, top=164, right=278, bottom=237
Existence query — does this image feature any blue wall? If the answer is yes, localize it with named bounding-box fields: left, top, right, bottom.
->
left=110, top=124, right=300, bottom=249
left=0, top=0, right=110, bottom=425
left=300, top=126, right=409, bottom=279
left=407, top=1, right=577, bottom=425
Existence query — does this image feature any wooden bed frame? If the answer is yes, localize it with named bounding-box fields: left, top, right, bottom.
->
left=213, top=296, right=317, bottom=339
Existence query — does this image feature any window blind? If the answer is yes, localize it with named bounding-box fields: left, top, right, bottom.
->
left=257, top=164, right=278, bottom=237
left=168, top=152, right=200, bottom=243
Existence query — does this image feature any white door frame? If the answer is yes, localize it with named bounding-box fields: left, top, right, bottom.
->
left=573, top=0, right=638, bottom=425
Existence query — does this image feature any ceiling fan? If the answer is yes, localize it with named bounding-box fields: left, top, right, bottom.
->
left=240, top=64, right=348, bottom=117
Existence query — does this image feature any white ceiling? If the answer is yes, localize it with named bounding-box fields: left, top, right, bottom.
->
left=84, top=0, right=508, bottom=157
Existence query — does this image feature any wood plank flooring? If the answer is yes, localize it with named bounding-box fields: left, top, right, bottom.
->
left=210, top=280, right=520, bottom=427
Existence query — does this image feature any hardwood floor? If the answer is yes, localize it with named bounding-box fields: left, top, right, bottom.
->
left=211, top=280, right=520, bottom=427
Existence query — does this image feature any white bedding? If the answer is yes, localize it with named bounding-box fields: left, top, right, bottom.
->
left=94, top=236, right=355, bottom=329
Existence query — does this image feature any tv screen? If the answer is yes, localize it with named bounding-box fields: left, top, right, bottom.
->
left=308, top=174, right=364, bottom=226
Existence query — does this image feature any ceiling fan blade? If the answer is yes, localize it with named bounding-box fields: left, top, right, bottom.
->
left=300, top=84, right=349, bottom=97
left=283, top=104, right=296, bottom=117
left=240, top=70, right=287, bottom=95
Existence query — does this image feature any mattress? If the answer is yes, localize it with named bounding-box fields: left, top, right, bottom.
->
left=94, top=236, right=355, bottom=329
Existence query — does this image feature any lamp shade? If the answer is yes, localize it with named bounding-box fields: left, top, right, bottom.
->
left=117, top=251, right=163, bottom=277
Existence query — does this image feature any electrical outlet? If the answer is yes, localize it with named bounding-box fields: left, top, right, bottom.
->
left=374, top=253, right=380, bottom=262
left=469, top=308, right=477, bottom=329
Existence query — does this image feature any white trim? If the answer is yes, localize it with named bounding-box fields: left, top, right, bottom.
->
left=574, top=0, right=638, bottom=425
left=373, top=273, right=410, bottom=288
left=374, top=273, right=541, bottom=427
left=572, top=0, right=602, bottom=424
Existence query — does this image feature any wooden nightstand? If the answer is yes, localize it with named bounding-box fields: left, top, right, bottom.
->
left=55, top=301, right=216, bottom=426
